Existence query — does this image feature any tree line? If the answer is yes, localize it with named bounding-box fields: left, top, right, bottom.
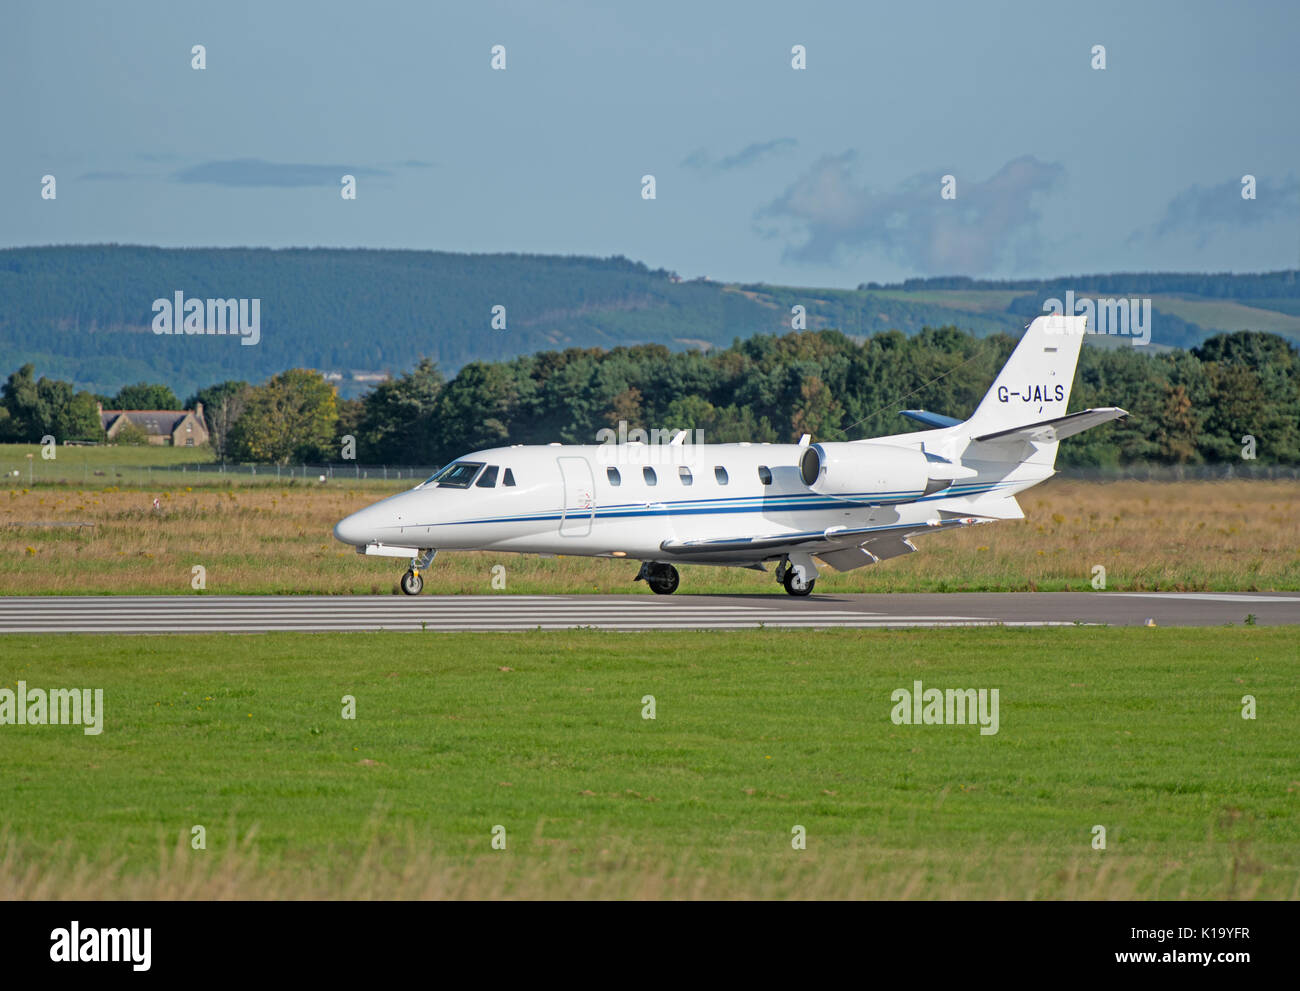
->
left=2, top=326, right=1297, bottom=465
left=868, top=270, right=1300, bottom=300
left=9, top=246, right=1297, bottom=402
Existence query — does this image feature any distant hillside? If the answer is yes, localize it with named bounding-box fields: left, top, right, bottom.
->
left=856, top=271, right=1300, bottom=353
left=2, top=245, right=1298, bottom=397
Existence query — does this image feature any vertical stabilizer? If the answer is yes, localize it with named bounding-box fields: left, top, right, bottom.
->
left=965, top=314, right=1088, bottom=435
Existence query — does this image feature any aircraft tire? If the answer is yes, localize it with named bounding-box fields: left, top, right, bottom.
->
left=400, top=569, right=424, bottom=595
left=647, top=564, right=679, bottom=595
left=782, top=570, right=815, bottom=597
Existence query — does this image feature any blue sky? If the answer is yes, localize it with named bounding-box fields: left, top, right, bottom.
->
left=3, top=0, right=1297, bottom=286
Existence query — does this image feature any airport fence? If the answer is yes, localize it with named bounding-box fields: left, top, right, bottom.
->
left=1055, top=463, right=1300, bottom=481
left=55, top=461, right=1300, bottom=484
left=5, top=460, right=441, bottom=488
left=6, top=450, right=1298, bottom=488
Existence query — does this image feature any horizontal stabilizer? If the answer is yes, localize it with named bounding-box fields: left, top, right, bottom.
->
left=901, top=409, right=963, bottom=429
left=973, top=407, right=1128, bottom=445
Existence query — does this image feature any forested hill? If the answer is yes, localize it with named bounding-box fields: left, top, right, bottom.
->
left=2, top=245, right=1299, bottom=398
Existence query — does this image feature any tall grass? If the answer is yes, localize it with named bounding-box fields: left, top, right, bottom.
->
left=3, top=827, right=1290, bottom=900
left=1, top=478, right=1297, bottom=594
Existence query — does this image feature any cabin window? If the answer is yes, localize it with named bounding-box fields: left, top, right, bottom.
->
left=678, top=466, right=693, bottom=485
left=643, top=466, right=657, bottom=485
left=503, top=468, right=516, bottom=486
left=758, top=465, right=772, bottom=485
left=422, top=461, right=484, bottom=489
left=607, top=467, right=621, bottom=486
left=714, top=466, right=728, bottom=485
left=476, top=465, right=499, bottom=488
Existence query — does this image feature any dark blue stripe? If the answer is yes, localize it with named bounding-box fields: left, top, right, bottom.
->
left=409, top=480, right=1013, bottom=529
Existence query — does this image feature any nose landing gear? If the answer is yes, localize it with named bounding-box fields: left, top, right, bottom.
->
left=400, top=548, right=437, bottom=596
left=634, top=561, right=680, bottom=595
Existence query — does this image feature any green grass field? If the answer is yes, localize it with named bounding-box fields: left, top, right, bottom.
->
left=1, top=627, right=1295, bottom=899
left=0, top=443, right=421, bottom=490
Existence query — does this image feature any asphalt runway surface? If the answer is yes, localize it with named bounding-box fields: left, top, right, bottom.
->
left=0, top=591, right=1296, bottom=632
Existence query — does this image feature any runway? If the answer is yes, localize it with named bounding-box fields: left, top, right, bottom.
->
left=0, top=591, right=1296, bottom=633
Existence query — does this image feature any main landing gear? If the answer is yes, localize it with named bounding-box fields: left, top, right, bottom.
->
left=634, top=562, right=680, bottom=595
left=400, top=548, right=437, bottom=596
left=775, top=556, right=816, bottom=597
left=782, top=569, right=815, bottom=597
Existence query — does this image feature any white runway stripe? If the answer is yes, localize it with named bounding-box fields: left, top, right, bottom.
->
left=1, top=591, right=1292, bottom=631
left=1109, top=592, right=1300, bottom=603
left=0, top=594, right=1019, bottom=631
left=0, top=620, right=1076, bottom=632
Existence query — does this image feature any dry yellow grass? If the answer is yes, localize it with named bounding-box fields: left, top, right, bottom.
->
left=3, top=829, right=1288, bottom=901
left=1, top=479, right=1297, bottom=594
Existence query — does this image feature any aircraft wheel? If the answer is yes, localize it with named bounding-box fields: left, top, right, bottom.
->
left=400, top=570, right=424, bottom=595
left=782, top=569, right=815, bottom=597
left=647, top=564, right=679, bottom=595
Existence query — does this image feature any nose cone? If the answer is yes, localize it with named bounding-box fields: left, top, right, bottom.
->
left=333, top=509, right=371, bottom=546
left=333, top=492, right=415, bottom=546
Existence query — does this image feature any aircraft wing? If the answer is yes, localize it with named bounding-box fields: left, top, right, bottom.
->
left=659, top=516, right=988, bottom=565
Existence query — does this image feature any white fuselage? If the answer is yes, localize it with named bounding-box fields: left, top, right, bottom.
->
left=332, top=436, right=1052, bottom=567
left=332, top=314, right=1121, bottom=585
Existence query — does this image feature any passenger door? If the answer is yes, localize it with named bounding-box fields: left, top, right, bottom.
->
left=557, top=456, right=595, bottom=537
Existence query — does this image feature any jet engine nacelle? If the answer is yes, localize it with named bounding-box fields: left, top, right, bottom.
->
left=799, top=442, right=962, bottom=503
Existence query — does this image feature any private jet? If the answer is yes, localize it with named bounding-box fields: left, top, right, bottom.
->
left=333, top=314, right=1126, bottom=596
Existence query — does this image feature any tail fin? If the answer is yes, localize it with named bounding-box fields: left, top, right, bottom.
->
left=965, top=314, right=1088, bottom=435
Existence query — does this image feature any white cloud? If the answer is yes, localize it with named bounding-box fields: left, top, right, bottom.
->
left=758, top=153, right=1064, bottom=274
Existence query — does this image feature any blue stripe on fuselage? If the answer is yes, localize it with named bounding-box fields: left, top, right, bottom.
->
left=407, top=480, right=1014, bottom=529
